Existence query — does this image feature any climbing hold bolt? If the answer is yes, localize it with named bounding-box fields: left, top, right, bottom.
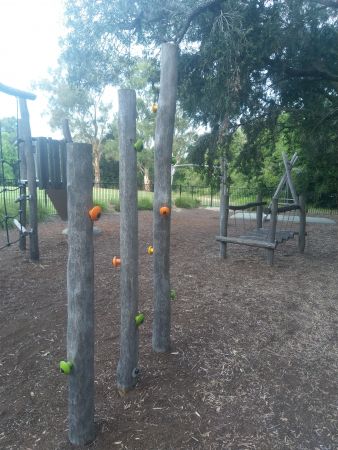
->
left=151, top=103, right=158, bottom=113
left=133, top=139, right=144, bottom=152
left=160, top=206, right=170, bottom=216
left=135, top=313, right=145, bottom=327
left=132, top=368, right=140, bottom=378
left=147, top=245, right=154, bottom=255
left=59, top=361, right=73, bottom=375
left=89, top=205, right=102, bottom=221
left=112, top=256, right=121, bottom=267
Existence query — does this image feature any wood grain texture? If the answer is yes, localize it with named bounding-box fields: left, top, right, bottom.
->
left=67, top=143, right=95, bottom=445
left=116, top=89, right=139, bottom=392
left=19, top=99, right=39, bottom=261
left=152, top=43, right=178, bottom=352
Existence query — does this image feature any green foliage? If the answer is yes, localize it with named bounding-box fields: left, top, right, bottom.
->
left=174, top=195, right=200, bottom=209
left=111, top=196, right=153, bottom=212
left=0, top=202, right=17, bottom=230
left=0, top=117, right=18, bottom=181
left=137, top=197, right=153, bottom=210
left=35, top=202, right=52, bottom=223
left=92, top=199, right=109, bottom=212
left=0, top=199, right=53, bottom=230
left=60, top=0, right=338, bottom=197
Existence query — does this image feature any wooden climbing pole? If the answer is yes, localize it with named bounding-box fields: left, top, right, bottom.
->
left=116, top=89, right=140, bottom=393
left=152, top=43, right=178, bottom=352
left=66, top=143, right=95, bottom=445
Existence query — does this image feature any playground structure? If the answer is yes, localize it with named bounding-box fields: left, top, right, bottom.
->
left=1, top=54, right=310, bottom=446
left=58, top=42, right=178, bottom=445
left=217, top=152, right=306, bottom=265
left=0, top=83, right=40, bottom=259
left=0, top=84, right=79, bottom=260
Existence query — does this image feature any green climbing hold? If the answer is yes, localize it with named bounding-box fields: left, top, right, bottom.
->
left=135, top=312, right=145, bottom=326
left=170, top=289, right=176, bottom=300
left=59, top=360, right=73, bottom=375
left=134, top=139, right=144, bottom=152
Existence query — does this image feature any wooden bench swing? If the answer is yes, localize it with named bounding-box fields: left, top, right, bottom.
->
left=216, top=152, right=306, bottom=265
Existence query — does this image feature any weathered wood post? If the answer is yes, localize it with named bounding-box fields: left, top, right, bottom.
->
left=219, top=157, right=229, bottom=259
left=256, top=192, right=263, bottom=229
left=67, top=143, right=95, bottom=445
left=266, top=197, right=278, bottom=265
left=298, top=193, right=306, bottom=253
left=116, top=89, right=139, bottom=392
left=19, top=99, right=39, bottom=261
left=18, top=119, right=27, bottom=251
left=152, top=42, right=178, bottom=353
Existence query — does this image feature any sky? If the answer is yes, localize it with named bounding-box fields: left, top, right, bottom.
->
left=0, top=0, right=65, bottom=137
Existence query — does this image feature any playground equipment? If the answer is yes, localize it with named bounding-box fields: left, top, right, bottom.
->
left=147, top=245, right=154, bottom=255
left=152, top=42, right=178, bottom=353
left=0, top=83, right=71, bottom=258
left=116, top=88, right=140, bottom=394
left=65, top=142, right=96, bottom=445
left=0, top=83, right=39, bottom=259
left=217, top=152, right=306, bottom=265
left=34, top=137, right=68, bottom=220
left=159, top=205, right=170, bottom=216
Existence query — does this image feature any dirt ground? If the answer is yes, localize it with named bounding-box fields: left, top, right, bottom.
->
left=0, top=208, right=337, bottom=450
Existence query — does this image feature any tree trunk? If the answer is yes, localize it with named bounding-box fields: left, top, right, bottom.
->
left=144, top=167, right=151, bottom=191
left=152, top=43, right=178, bottom=353
left=67, top=142, right=95, bottom=445
left=117, top=89, right=139, bottom=393
left=92, top=139, right=101, bottom=186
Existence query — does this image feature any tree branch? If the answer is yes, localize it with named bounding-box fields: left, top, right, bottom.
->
left=175, top=0, right=223, bottom=44
left=308, top=0, right=338, bottom=9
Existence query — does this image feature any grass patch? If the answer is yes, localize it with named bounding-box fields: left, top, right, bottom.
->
left=137, top=197, right=153, bottom=210
left=0, top=203, right=18, bottom=229
left=112, top=197, right=153, bottom=212
left=174, top=196, right=200, bottom=209
left=93, top=199, right=109, bottom=212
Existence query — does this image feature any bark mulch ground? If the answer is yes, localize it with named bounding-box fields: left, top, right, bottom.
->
left=0, top=208, right=337, bottom=450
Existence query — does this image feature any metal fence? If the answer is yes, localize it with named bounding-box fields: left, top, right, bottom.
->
left=1, top=179, right=338, bottom=216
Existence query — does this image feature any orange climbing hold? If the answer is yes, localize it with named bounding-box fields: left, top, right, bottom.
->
left=112, top=256, right=121, bottom=267
left=160, top=206, right=170, bottom=216
left=151, top=103, right=158, bottom=113
left=89, top=205, right=102, bottom=221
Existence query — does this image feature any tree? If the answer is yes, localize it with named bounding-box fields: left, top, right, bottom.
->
left=37, top=69, right=114, bottom=184
left=60, top=0, right=338, bottom=197
left=0, top=117, right=18, bottom=182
